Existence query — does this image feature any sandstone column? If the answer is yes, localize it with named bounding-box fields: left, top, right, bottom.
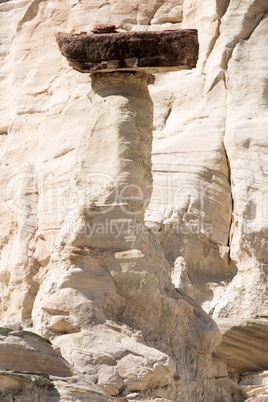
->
left=55, top=28, right=199, bottom=250
left=71, top=71, right=154, bottom=250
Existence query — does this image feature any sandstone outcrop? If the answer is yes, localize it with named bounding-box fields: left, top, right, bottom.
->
left=216, top=319, right=268, bottom=375
left=246, top=399, right=268, bottom=402
left=0, top=0, right=267, bottom=400
left=240, top=371, right=268, bottom=399
left=0, top=327, right=72, bottom=376
left=0, top=328, right=110, bottom=401
left=0, top=371, right=110, bottom=401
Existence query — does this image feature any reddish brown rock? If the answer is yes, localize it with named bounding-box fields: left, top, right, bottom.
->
left=92, top=24, right=118, bottom=34
left=56, top=29, right=198, bottom=73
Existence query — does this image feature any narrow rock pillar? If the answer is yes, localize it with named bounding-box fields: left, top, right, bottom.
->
left=56, top=29, right=199, bottom=250
left=87, top=71, right=154, bottom=206
left=73, top=71, right=154, bottom=250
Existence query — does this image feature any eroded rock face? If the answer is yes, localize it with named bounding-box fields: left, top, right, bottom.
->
left=216, top=319, right=268, bottom=374
left=0, top=371, right=110, bottom=401
left=240, top=371, right=268, bottom=399
left=0, top=371, right=53, bottom=402
left=0, top=327, right=72, bottom=376
left=0, top=328, right=109, bottom=401
left=0, top=0, right=267, bottom=400
left=30, top=70, right=240, bottom=400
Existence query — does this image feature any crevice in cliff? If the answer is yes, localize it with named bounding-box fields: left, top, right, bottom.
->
left=202, top=0, right=232, bottom=72
left=17, top=0, right=43, bottom=32
left=160, top=94, right=175, bottom=131
left=203, top=17, right=221, bottom=72
left=223, top=142, right=233, bottom=255
left=221, top=44, right=232, bottom=256
left=22, top=257, right=41, bottom=322
left=240, top=9, right=268, bottom=42
left=144, top=0, right=165, bottom=26
left=216, top=0, right=231, bottom=18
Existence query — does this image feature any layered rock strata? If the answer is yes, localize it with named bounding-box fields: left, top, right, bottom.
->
left=0, top=0, right=267, bottom=400
left=0, top=327, right=72, bottom=376
left=216, top=319, right=268, bottom=375
left=240, top=371, right=268, bottom=399
left=0, top=371, right=110, bottom=401
left=30, top=32, right=245, bottom=400
left=0, top=328, right=109, bottom=401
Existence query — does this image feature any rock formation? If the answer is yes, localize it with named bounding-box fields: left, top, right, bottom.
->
left=0, top=0, right=267, bottom=400
left=56, top=29, right=198, bottom=73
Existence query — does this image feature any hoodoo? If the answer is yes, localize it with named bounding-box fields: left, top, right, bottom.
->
left=49, top=28, right=245, bottom=400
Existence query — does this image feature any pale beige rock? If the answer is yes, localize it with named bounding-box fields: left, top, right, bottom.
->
left=0, top=371, right=53, bottom=402
left=49, top=376, right=110, bottom=401
left=0, top=371, right=109, bottom=401
left=0, top=327, right=72, bottom=377
left=0, top=0, right=267, bottom=401
left=52, top=325, right=175, bottom=396
left=29, top=69, right=239, bottom=400
left=0, top=327, right=109, bottom=400
left=240, top=371, right=268, bottom=399
left=216, top=319, right=268, bottom=374
left=146, top=0, right=268, bottom=319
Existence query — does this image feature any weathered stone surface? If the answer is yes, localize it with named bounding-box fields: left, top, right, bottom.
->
left=92, top=24, right=118, bottom=33
left=48, top=376, right=110, bottom=401
left=30, top=70, right=242, bottom=400
left=52, top=325, right=176, bottom=396
left=56, top=29, right=199, bottom=73
left=246, top=399, right=268, bottom=402
left=0, top=327, right=72, bottom=377
left=216, top=319, right=268, bottom=374
left=0, top=327, right=109, bottom=400
left=0, top=371, right=109, bottom=401
left=0, top=0, right=267, bottom=401
left=240, top=371, right=268, bottom=399
left=246, top=398, right=268, bottom=402
left=0, top=371, right=52, bottom=402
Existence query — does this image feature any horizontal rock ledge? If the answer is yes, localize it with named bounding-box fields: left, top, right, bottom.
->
left=56, top=29, right=198, bottom=74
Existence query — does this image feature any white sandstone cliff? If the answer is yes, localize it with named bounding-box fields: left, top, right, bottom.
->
left=0, top=0, right=267, bottom=401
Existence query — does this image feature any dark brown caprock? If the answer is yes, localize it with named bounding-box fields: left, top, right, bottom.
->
left=56, top=29, right=198, bottom=74
left=91, top=24, right=118, bottom=34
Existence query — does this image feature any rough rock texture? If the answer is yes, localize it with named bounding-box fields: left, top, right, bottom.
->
left=0, top=371, right=110, bottom=401
left=0, top=327, right=72, bottom=376
left=246, top=399, right=268, bottom=402
left=56, top=29, right=199, bottom=73
left=0, top=329, right=110, bottom=401
left=0, top=0, right=267, bottom=400
left=30, top=71, right=244, bottom=400
left=0, top=371, right=53, bottom=402
left=240, top=371, right=268, bottom=399
left=92, top=24, right=118, bottom=33
left=215, top=319, right=268, bottom=375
